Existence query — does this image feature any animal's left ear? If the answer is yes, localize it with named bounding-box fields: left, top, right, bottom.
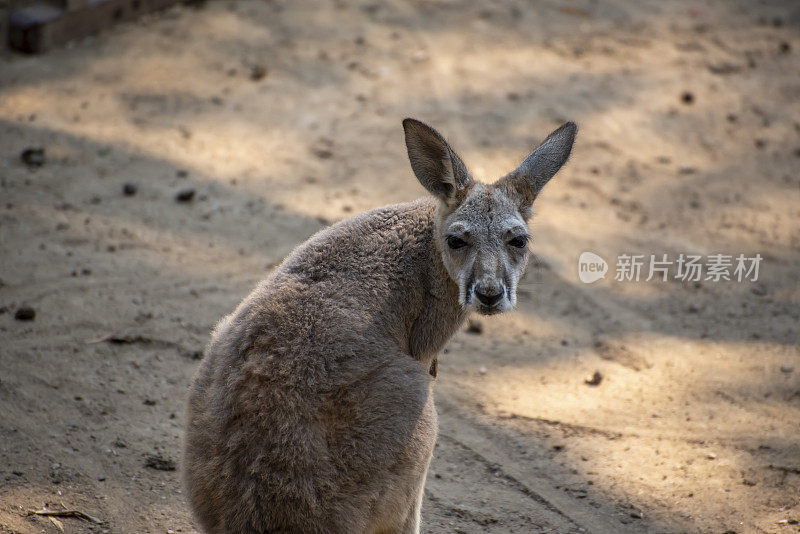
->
left=496, top=121, right=577, bottom=219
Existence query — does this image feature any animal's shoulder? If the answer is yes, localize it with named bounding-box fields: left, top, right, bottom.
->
left=279, top=198, right=436, bottom=273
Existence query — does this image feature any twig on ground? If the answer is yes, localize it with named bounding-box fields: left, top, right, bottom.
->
left=28, top=508, right=104, bottom=524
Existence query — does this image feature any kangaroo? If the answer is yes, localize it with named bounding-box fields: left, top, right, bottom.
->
left=183, top=118, right=577, bottom=534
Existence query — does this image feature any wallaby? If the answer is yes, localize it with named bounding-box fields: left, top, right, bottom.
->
left=183, top=118, right=577, bottom=534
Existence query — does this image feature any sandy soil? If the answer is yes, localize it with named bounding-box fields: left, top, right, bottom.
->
left=1, top=0, right=799, bottom=532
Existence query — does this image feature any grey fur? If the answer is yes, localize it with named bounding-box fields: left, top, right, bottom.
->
left=184, top=119, right=576, bottom=533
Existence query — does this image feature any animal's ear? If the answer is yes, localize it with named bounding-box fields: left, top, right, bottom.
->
left=403, top=118, right=473, bottom=207
left=497, top=121, right=577, bottom=219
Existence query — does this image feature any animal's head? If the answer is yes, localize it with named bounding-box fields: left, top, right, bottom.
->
left=403, top=118, right=576, bottom=315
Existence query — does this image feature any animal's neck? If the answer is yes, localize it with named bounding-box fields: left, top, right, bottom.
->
left=403, top=203, right=469, bottom=366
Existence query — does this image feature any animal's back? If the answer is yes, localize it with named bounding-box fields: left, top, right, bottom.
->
left=184, top=199, right=440, bottom=533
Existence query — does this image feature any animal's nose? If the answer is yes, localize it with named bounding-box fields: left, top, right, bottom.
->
left=475, top=287, right=504, bottom=307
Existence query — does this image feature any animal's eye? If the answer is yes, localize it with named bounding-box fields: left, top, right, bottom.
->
left=508, top=235, right=528, bottom=248
left=446, top=236, right=468, bottom=250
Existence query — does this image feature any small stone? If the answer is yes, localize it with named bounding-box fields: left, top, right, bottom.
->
left=176, top=169, right=189, bottom=178
left=20, top=147, right=45, bottom=168
left=779, top=41, right=791, bottom=54
left=780, top=363, right=794, bottom=373
left=751, top=284, right=767, bottom=296
left=680, top=91, right=694, bottom=104
left=175, top=189, right=196, bottom=203
left=250, top=65, right=268, bottom=81
left=479, top=366, right=487, bottom=375
left=313, top=148, right=333, bottom=159
left=584, top=370, right=603, bottom=386
left=706, top=452, right=717, bottom=460
left=630, top=509, right=644, bottom=519
left=14, top=307, right=35, bottom=321
left=144, top=454, right=176, bottom=471
left=465, top=319, right=483, bottom=334
left=122, top=183, right=138, bottom=196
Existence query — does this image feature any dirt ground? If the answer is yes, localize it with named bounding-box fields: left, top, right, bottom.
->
left=1, top=0, right=799, bottom=532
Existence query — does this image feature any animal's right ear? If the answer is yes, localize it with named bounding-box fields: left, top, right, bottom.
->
left=403, top=118, right=473, bottom=207
left=496, top=121, right=576, bottom=220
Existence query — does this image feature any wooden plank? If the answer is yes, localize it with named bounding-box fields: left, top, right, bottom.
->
left=9, top=0, right=183, bottom=53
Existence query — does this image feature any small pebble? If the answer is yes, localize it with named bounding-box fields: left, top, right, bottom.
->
left=584, top=370, right=603, bottom=386
left=780, top=363, right=794, bottom=373
left=707, top=452, right=717, bottom=460
left=313, top=148, right=334, bottom=159
left=479, top=366, right=487, bottom=375
left=466, top=318, right=483, bottom=334
left=122, top=183, right=138, bottom=196
left=14, top=307, right=35, bottom=321
left=680, top=91, right=694, bottom=104
left=250, top=65, right=268, bottom=81
left=175, top=189, right=196, bottom=203
left=144, top=454, right=176, bottom=471
left=20, top=147, right=45, bottom=168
